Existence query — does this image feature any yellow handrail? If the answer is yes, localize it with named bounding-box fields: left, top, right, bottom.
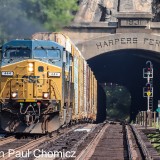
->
left=0, top=78, right=61, bottom=101
left=50, top=79, right=61, bottom=99
left=0, top=78, right=12, bottom=98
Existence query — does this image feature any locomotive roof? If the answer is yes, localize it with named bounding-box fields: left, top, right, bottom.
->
left=2, top=39, right=64, bottom=50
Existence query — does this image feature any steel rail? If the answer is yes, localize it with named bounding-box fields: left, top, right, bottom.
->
left=75, top=123, right=109, bottom=160
left=131, top=125, right=152, bottom=160
left=0, top=136, right=16, bottom=146
left=2, top=124, right=85, bottom=160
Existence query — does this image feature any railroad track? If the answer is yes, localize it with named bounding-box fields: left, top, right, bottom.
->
left=3, top=136, right=48, bottom=160
left=76, top=122, right=145, bottom=160
left=0, top=136, right=16, bottom=146
left=131, top=124, right=160, bottom=160
left=0, top=123, right=90, bottom=160
left=28, top=123, right=97, bottom=160
left=0, top=122, right=159, bottom=160
left=76, top=123, right=110, bottom=160
left=126, top=125, right=145, bottom=160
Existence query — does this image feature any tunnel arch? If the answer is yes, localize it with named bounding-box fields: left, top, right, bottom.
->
left=87, top=48, right=160, bottom=122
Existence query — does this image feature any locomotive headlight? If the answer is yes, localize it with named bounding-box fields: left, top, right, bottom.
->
left=28, top=63, right=34, bottom=72
left=28, top=68, right=33, bottom=72
left=11, top=92, right=17, bottom=98
left=43, top=92, right=49, bottom=99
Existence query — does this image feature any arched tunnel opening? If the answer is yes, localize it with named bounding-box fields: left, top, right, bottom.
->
left=105, top=83, right=131, bottom=121
left=88, top=49, right=160, bottom=123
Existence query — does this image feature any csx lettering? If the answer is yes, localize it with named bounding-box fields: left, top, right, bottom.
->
left=22, top=76, right=40, bottom=83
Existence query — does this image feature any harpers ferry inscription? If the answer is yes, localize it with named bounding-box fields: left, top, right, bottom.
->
left=96, top=37, right=138, bottom=49
left=96, top=37, right=160, bottom=50
left=144, top=38, right=160, bottom=46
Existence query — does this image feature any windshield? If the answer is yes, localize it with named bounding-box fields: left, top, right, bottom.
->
left=4, top=47, right=31, bottom=59
left=34, top=47, right=61, bottom=60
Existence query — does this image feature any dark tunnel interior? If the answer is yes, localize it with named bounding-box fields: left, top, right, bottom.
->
left=87, top=49, right=160, bottom=122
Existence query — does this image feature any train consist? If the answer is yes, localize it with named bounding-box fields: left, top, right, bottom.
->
left=0, top=32, right=97, bottom=134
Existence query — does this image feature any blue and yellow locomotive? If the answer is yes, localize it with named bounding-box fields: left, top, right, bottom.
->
left=0, top=32, right=97, bottom=134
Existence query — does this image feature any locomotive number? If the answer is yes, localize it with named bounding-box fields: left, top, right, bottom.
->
left=1, top=71, right=14, bottom=76
left=48, top=72, right=61, bottom=77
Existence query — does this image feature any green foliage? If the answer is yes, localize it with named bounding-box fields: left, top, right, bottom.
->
left=0, top=0, right=78, bottom=45
left=147, top=133, right=160, bottom=153
left=20, top=0, right=78, bottom=31
left=105, top=84, right=131, bottom=121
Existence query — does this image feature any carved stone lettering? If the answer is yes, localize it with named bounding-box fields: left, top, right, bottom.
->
left=115, top=39, right=119, bottom=44
left=133, top=38, right=138, bottom=44
left=96, top=37, right=138, bottom=49
left=121, top=38, right=126, bottom=44
left=128, top=19, right=140, bottom=25
left=126, top=38, right=132, bottom=44
left=149, top=39, right=154, bottom=45
left=156, top=40, right=160, bottom=46
left=120, top=19, right=148, bottom=27
left=104, top=41, right=109, bottom=47
left=96, top=42, right=103, bottom=49
left=108, top=40, right=114, bottom=46
left=144, top=38, right=160, bottom=46
left=144, top=38, right=148, bottom=44
left=96, top=37, right=160, bottom=50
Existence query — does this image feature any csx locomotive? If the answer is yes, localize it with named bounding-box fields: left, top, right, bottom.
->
left=0, top=32, right=97, bottom=134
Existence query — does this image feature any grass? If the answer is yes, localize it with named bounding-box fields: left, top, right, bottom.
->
left=147, top=133, right=160, bottom=153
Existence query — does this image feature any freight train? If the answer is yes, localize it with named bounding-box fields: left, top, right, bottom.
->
left=0, top=32, right=97, bottom=134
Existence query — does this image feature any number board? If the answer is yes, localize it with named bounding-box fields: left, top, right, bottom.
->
left=1, top=71, right=14, bottom=76
left=48, top=72, right=61, bottom=77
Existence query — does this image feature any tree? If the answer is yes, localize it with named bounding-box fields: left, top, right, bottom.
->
left=105, top=84, right=131, bottom=121
left=22, top=0, right=78, bottom=31
left=0, top=0, right=78, bottom=45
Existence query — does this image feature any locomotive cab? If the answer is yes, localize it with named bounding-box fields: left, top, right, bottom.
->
left=0, top=40, right=69, bottom=133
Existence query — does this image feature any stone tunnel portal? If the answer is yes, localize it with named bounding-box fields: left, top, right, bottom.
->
left=62, top=0, right=160, bottom=123
left=88, top=49, right=160, bottom=122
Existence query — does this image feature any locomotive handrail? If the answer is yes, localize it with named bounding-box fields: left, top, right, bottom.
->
left=0, top=77, right=61, bottom=100
left=0, top=78, right=30, bottom=100
left=49, top=79, right=61, bottom=99
left=0, top=78, right=12, bottom=100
